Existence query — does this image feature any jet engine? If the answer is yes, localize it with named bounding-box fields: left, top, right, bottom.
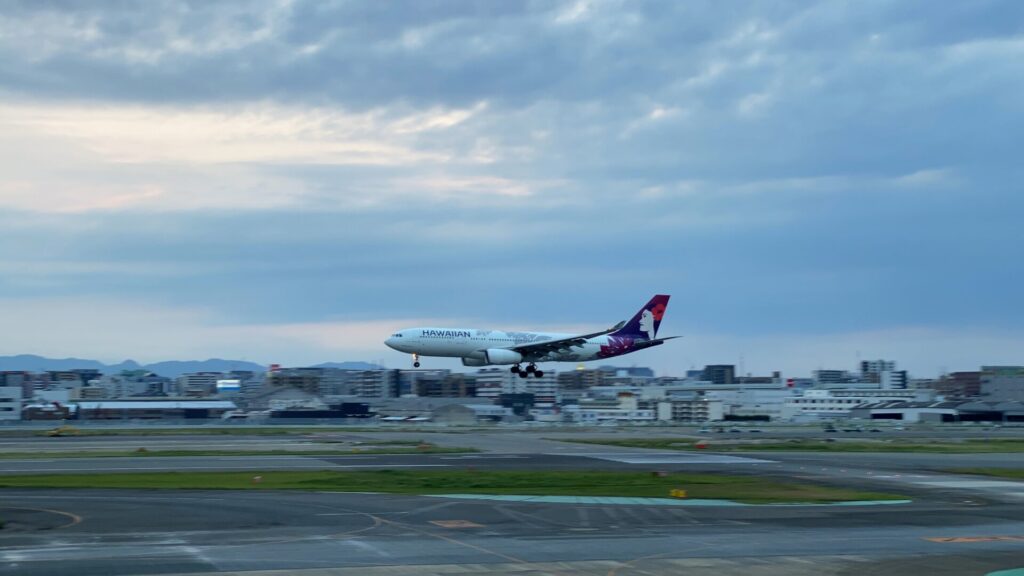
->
left=483, top=349, right=524, bottom=365
left=461, top=357, right=488, bottom=367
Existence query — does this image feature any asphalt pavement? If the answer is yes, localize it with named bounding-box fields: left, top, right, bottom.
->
left=2, top=429, right=1024, bottom=575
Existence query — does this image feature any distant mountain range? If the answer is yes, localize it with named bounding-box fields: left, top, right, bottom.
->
left=0, top=355, right=381, bottom=378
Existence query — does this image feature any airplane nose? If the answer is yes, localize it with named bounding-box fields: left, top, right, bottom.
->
left=385, top=337, right=396, bottom=350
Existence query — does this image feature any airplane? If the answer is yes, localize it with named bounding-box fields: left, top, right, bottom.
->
left=384, top=295, right=677, bottom=378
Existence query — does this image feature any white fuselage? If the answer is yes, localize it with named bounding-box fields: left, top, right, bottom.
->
left=385, top=327, right=608, bottom=363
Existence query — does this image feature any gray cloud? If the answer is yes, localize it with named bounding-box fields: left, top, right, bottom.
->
left=1, top=1, right=1022, bottom=375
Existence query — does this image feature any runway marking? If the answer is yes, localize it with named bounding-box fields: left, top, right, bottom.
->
left=339, top=538, right=391, bottom=557
left=925, top=535, right=1024, bottom=544
left=2, top=506, right=82, bottom=529
left=317, top=513, right=366, bottom=516
left=375, top=516, right=523, bottom=562
left=558, top=452, right=773, bottom=465
left=918, top=480, right=1024, bottom=489
left=438, top=455, right=526, bottom=460
left=373, top=516, right=598, bottom=576
left=429, top=519, right=484, bottom=528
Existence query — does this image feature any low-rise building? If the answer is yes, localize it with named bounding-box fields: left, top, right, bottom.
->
left=702, top=364, right=735, bottom=385
left=657, top=396, right=724, bottom=422
left=354, top=369, right=398, bottom=398
left=0, top=386, right=23, bottom=420
left=1, top=371, right=31, bottom=400
left=567, top=392, right=655, bottom=424
left=176, top=372, right=223, bottom=397
left=557, top=368, right=608, bottom=390
left=923, top=371, right=982, bottom=399
left=373, top=397, right=482, bottom=420
left=980, top=366, right=1024, bottom=402
left=814, top=369, right=856, bottom=386
left=75, top=400, right=236, bottom=420
left=474, top=368, right=512, bottom=399
left=414, top=373, right=476, bottom=397
left=97, top=371, right=173, bottom=398
left=781, top=388, right=935, bottom=421
left=431, top=403, right=515, bottom=425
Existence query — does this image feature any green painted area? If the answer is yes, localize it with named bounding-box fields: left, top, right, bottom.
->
left=0, top=445, right=476, bottom=459
left=0, top=470, right=905, bottom=504
left=945, top=468, right=1024, bottom=479
left=986, top=569, right=1024, bottom=576
left=553, top=437, right=1024, bottom=453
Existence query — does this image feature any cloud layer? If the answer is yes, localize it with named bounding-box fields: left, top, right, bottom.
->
left=1, top=1, right=1022, bottom=376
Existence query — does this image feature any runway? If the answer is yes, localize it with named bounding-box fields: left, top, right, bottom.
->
left=3, top=487, right=1024, bottom=576
left=2, top=431, right=1024, bottom=575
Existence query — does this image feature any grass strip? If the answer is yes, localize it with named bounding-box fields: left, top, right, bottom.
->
left=0, top=446, right=476, bottom=459
left=944, top=468, right=1024, bottom=480
left=0, top=469, right=904, bottom=504
left=552, top=438, right=1024, bottom=453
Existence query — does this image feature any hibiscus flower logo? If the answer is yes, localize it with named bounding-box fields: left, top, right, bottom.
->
left=650, top=302, right=667, bottom=321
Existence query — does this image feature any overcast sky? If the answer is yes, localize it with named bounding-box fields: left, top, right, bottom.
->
left=1, top=1, right=1021, bottom=377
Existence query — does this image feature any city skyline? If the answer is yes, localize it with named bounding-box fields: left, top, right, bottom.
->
left=0, top=350, right=990, bottom=382
left=1, top=2, right=1022, bottom=378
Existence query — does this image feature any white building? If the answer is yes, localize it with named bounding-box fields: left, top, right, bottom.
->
left=0, top=386, right=23, bottom=420
left=354, top=370, right=397, bottom=398
left=781, top=388, right=935, bottom=421
left=879, top=370, right=909, bottom=389
left=567, top=393, right=655, bottom=424
left=474, top=369, right=511, bottom=399
left=980, top=366, right=1024, bottom=402
left=520, top=374, right=559, bottom=408
left=431, top=403, right=515, bottom=425
left=175, top=372, right=222, bottom=396
left=861, top=359, right=897, bottom=375
left=699, top=386, right=795, bottom=420
left=657, top=397, right=724, bottom=423
left=575, top=382, right=793, bottom=421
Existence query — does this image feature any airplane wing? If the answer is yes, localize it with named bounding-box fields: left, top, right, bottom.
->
left=507, top=321, right=626, bottom=357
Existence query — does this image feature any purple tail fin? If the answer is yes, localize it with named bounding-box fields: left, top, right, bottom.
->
left=612, top=295, right=671, bottom=341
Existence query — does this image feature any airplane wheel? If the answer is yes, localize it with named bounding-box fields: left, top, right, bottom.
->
left=413, top=362, right=420, bottom=368
left=518, top=371, right=529, bottom=379
left=534, top=370, right=544, bottom=378
left=510, top=365, right=520, bottom=374
left=526, top=364, right=536, bottom=373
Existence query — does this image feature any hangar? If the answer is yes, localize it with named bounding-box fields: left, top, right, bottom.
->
left=850, top=400, right=1024, bottom=423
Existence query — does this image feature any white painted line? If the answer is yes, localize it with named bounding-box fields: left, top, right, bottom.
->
left=316, top=513, right=362, bottom=516
left=917, top=480, right=1024, bottom=489
left=340, top=539, right=391, bottom=557
left=556, top=452, right=773, bottom=464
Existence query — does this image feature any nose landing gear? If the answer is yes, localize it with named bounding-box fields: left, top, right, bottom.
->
left=412, top=353, right=420, bottom=368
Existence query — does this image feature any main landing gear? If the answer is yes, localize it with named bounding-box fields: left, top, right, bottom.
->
left=412, top=353, right=420, bottom=368
left=510, top=363, right=544, bottom=378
